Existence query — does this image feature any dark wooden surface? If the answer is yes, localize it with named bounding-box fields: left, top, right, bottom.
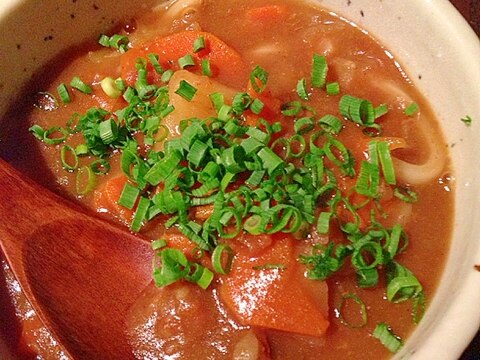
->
left=449, top=2, right=479, bottom=359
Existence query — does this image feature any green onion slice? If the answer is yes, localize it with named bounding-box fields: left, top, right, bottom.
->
left=70, top=76, right=93, bottom=94
left=193, top=36, right=206, bottom=53
left=57, top=83, right=71, bottom=104
left=76, top=166, right=96, bottom=195
left=148, top=53, right=164, bottom=74
left=211, top=244, right=234, bottom=275
left=90, top=159, right=111, bottom=175
left=175, top=80, right=197, bottom=101
left=201, top=59, right=212, bottom=76
left=326, top=82, right=340, bottom=96
left=250, top=65, right=269, bottom=93
left=312, top=53, right=328, bottom=88
left=296, top=78, right=309, bottom=100
left=118, top=182, right=140, bottom=210
left=60, top=145, right=78, bottom=172
left=404, top=102, right=419, bottom=116
left=338, top=293, right=368, bottom=328
left=43, top=126, right=68, bottom=145
left=373, top=323, right=403, bottom=353
left=178, top=54, right=196, bottom=69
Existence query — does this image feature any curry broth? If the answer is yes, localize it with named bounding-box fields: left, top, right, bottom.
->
left=0, top=0, right=453, bottom=359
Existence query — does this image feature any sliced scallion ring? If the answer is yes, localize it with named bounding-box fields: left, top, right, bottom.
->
left=338, top=293, right=368, bottom=328
left=76, top=166, right=96, bottom=195
left=211, top=244, right=234, bottom=275
left=60, top=145, right=78, bottom=172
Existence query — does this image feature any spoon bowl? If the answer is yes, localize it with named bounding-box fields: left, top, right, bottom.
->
left=0, top=158, right=153, bottom=360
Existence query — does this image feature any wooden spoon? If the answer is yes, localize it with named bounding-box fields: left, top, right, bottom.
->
left=0, top=158, right=153, bottom=360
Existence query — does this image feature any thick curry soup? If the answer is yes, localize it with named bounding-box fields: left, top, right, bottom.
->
left=0, top=0, right=453, bottom=358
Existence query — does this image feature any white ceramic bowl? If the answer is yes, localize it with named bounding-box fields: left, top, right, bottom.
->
left=0, top=0, right=479, bottom=359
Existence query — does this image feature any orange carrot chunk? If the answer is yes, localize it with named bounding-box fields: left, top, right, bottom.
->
left=246, top=5, right=289, bottom=24
left=121, top=30, right=248, bottom=87
left=219, top=236, right=329, bottom=337
left=93, top=175, right=135, bottom=224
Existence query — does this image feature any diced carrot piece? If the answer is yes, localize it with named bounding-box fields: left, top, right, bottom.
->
left=164, top=231, right=199, bottom=259
left=246, top=5, right=288, bottom=24
left=120, top=31, right=248, bottom=87
left=245, top=80, right=282, bottom=126
left=93, top=175, right=135, bottom=224
left=219, top=236, right=329, bottom=337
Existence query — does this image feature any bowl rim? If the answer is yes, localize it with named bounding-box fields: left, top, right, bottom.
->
left=0, top=0, right=479, bottom=359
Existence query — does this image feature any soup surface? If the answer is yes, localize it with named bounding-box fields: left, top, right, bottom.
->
left=0, top=0, right=454, bottom=359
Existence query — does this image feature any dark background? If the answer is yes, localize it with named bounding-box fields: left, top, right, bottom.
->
left=449, top=2, right=479, bottom=359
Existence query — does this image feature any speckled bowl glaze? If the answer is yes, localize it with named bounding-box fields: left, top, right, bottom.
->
left=0, top=0, right=479, bottom=359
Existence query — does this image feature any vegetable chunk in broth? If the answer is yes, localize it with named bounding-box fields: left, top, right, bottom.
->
left=0, top=0, right=454, bottom=358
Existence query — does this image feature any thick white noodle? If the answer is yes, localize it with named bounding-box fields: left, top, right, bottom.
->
left=162, top=0, right=203, bottom=20
left=376, top=80, right=447, bottom=185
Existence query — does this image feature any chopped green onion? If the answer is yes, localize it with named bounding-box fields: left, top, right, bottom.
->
left=60, top=145, right=78, bottom=172
left=250, top=65, right=269, bottom=93
left=258, top=147, right=283, bottom=175
left=374, top=103, right=388, bottom=119
left=356, top=267, right=379, bottom=288
left=115, top=78, right=126, bottom=93
left=355, top=161, right=379, bottom=198
left=29, top=124, right=45, bottom=141
left=412, top=292, right=426, bottom=324
left=376, top=141, right=396, bottom=185
left=118, top=182, right=140, bottom=210
left=312, top=54, right=328, bottom=89
left=178, top=54, right=196, bottom=69
left=131, top=196, right=150, bottom=232
left=175, top=80, right=197, bottom=101
left=351, top=241, right=384, bottom=270
left=201, top=59, right=212, bottom=76
left=316, top=211, right=332, bottom=234
left=70, top=76, right=93, bottom=94
left=461, top=115, right=472, bottom=126
left=161, top=69, right=174, bottom=83
left=339, top=95, right=375, bottom=126
left=387, top=274, right=423, bottom=303
left=90, top=159, right=111, bottom=175
left=148, top=53, right=164, bottom=74
left=75, top=144, right=89, bottom=156
left=57, top=83, right=71, bottom=104
left=99, top=119, right=118, bottom=144
left=98, top=34, right=110, bottom=47
left=211, top=244, right=234, bottom=275
left=193, top=36, right=206, bottom=53
left=152, top=239, right=167, bottom=250
left=152, top=248, right=189, bottom=287
left=318, top=114, right=343, bottom=134
left=404, top=102, right=419, bottom=116
left=296, top=78, right=309, bottom=100
left=373, top=323, right=403, bottom=353
left=243, top=214, right=263, bottom=235
left=76, top=166, right=96, bottom=195
left=43, top=126, right=68, bottom=145
left=338, top=293, right=368, bottom=328
left=250, top=98, right=264, bottom=115
left=252, top=263, right=286, bottom=270
left=108, top=34, right=130, bottom=53
left=394, top=186, right=418, bottom=203
left=326, top=82, right=340, bottom=96
left=294, top=117, right=314, bottom=134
